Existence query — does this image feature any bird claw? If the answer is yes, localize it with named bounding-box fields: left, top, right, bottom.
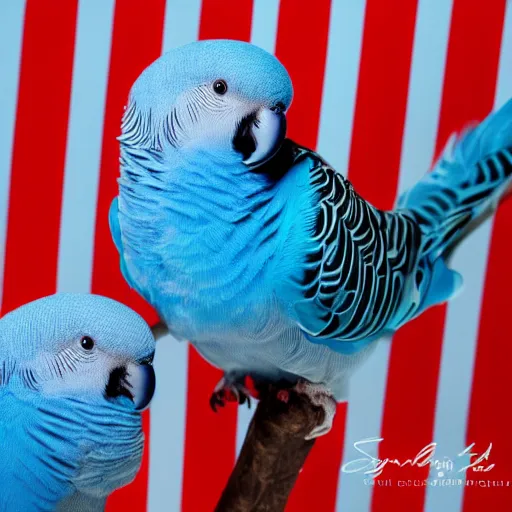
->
left=209, top=376, right=252, bottom=412
left=293, top=380, right=337, bottom=440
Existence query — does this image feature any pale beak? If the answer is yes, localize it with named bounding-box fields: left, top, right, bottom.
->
left=242, top=105, right=286, bottom=167
left=126, top=361, right=156, bottom=411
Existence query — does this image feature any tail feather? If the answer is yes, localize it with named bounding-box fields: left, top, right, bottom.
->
left=399, top=98, right=512, bottom=260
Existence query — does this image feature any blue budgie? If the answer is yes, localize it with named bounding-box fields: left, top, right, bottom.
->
left=110, top=39, right=512, bottom=438
left=0, top=293, right=155, bottom=511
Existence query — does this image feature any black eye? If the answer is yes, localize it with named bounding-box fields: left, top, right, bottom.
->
left=80, top=336, right=95, bottom=351
left=213, top=79, right=228, bottom=95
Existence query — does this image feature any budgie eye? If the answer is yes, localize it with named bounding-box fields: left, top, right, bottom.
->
left=213, top=79, right=228, bottom=95
left=80, top=336, right=95, bottom=351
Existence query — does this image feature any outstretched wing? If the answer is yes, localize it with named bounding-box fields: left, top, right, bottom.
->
left=287, top=144, right=423, bottom=354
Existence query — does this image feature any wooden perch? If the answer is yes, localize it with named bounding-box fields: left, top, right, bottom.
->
left=215, top=387, right=325, bottom=512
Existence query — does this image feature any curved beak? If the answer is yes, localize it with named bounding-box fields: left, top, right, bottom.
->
left=126, top=361, right=156, bottom=411
left=242, top=106, right=286, bottom=168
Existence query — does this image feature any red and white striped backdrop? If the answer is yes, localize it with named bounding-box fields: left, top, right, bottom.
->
left=1, top=1, right=511, bottom=510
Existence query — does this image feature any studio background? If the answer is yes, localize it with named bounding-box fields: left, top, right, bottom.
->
left=1, top=1, right=511, bottom=511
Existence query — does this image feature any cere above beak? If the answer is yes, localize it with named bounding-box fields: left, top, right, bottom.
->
left=235, top=104, right=287, bottom=168
left=106, top=358, right=156, bottom=411
left=270, top=101, right=286, bottom=114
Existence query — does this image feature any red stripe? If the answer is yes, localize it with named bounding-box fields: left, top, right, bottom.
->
left=373, top=1, right=505, bottom=511
left=460, top=2, right=510, bottom=510
left=198, top=0, right=254, bottom=41
left=1, top=0, right=78, bottom=316
left=274, top=0, right=332, bottom=150
left=339, top=0, right=420, bottom=509
left=268, top=2, right=345, bottom=512
left=89, top=1, right=166, bottom=511
left=180, top=2, right=254, bottom=511
left=347, top=0, right=417, bottom=209
left=464, top=205, right=512, bottom=512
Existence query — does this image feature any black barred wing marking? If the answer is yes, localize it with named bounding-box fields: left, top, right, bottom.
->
left=293, top=145, right=422, bottom=344
left=402, top=146, right=512, bottom=260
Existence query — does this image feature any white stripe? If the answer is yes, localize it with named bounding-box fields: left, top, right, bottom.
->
left=251, top=0, right=280, bottom=54
left=317, top=2, right=368, bottom=509
left=236, top=400, right=256, bottom=457
left=234, top=0, right=281, bottom=456
left=147, top=4, right=202, bottom=511
left=161, top=0, right=202, bottom=52
left=425, top=233, right=492, bottom=510
left=317, top=0, right=366, bottom=178
left=57, top=0, right=115, bottom=293
left=147, top=334, right=189, bottom=512
left=396, top=0, right=454, bottom=193
left=0, top=1, right=26, bottom=310
left=425, top=4, right=512, bottom=511
left=337, top=337, right=392, bottom=512
left=494, top=0, right=512, bottom=111
left=336, top=1, right=453, bottom=510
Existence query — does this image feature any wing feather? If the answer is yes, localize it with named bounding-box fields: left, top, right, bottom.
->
left=287, top=143, right=423, bottom=353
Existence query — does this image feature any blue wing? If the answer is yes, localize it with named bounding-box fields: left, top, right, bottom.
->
left=286, top=99, right=512, bottom=355
left=285, top=145, right=424, bottom=355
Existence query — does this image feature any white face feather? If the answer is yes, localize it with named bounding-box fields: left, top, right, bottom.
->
left=121, top=77, right=287, bottom=168
left=174, top=83, right=258, bottom=152
left=32, top=337, right=129, bottom=398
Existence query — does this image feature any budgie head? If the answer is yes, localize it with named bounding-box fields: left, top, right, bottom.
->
left=121, top=39, right=293, bottom=168
left=0, top=293, right=156, bottom=506
left=0, top=293, right=155, bottom=409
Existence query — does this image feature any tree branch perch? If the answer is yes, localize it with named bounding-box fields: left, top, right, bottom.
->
left=215, top=387, right=325, bottom=512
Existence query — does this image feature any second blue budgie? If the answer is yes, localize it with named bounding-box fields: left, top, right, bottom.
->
left=110, top=39, right=512, bottom=438
left=0, top=293, right=155, bottom=511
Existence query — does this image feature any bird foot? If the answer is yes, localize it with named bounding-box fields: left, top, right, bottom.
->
left=293, top=380, right=337, bottom=440
left=209, top=376, right=254, bottom=412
